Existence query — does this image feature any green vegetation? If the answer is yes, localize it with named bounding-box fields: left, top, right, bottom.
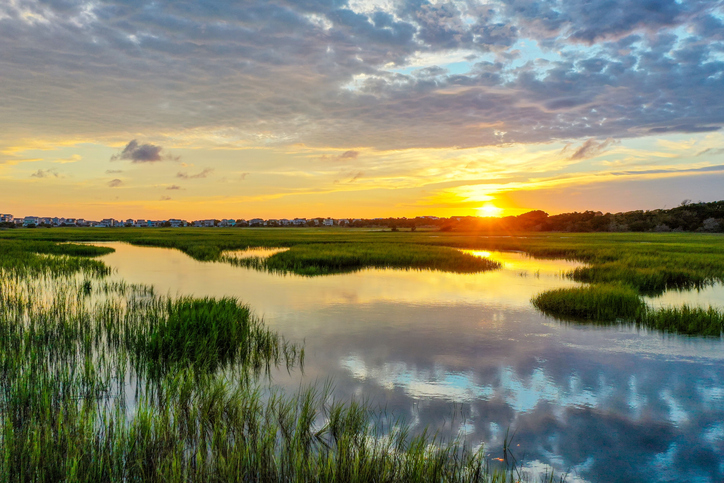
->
left=2, top=228, right=724, bottom=334
left=532, top=285, right=646, bottom=322
left=532, top=285, right=724, bottom=336
left=0, top=239, right=539, bottom=481
left=0, top=239, right=112, bottom=276
left=225, top=242, right=500, bottom=275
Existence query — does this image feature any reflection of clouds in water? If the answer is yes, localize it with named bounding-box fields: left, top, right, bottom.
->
left=499, top=367, right=607, bottom=414
left=660, top=389, right=689, bottom=426
left=341, top=355, right=494, bottom=402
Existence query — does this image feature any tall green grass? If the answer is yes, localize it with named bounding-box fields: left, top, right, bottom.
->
left=532, top=285, right=724, bottom=336
left=0, top=239, right=112, bottom=276
left=0, top=240, right=548, bottom=482
left=532, top=284, right=645, bottom=321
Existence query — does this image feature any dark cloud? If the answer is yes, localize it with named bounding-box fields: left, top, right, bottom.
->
left=30, top=168, right=59, bottom=178
left=0, top=0, right=722, bottom=150
left=565, top=138, right=619, bottom=160
left=177, top=168, right=213, bottom=179
left=696, top=148, right=724, bottom=157
left=108, top=178, right=123, bottom=187
left=111, top=140, right=178, bottom=163
left=648, top=125, right=721, bottom=134
left=166, top=184, right=181, bottom=190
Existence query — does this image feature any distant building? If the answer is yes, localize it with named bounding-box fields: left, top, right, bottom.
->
left=169, top=219, right=186, bottom=228
left=0, top=214, right=12, bottom=223
left=23, top=216, right=39, bottom=227
left=293, top=218, right=306, bottom=226
left=219, top=219, right=236, bottom=227
left=323, top=218, right=334, bottom=226
left=249, top=218, right=264, bottom=226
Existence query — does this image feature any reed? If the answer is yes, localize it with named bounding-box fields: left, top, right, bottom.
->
left=0, top=239, right=544, bottom=482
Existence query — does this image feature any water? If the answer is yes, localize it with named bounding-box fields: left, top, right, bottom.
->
left=96, top=242, right=724, bottom=482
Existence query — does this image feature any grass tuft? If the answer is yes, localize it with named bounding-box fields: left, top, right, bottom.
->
left=533, top=285, right=724, bottom=336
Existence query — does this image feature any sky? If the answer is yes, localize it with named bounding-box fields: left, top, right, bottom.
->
left=1, top=0, right=723, bottom=220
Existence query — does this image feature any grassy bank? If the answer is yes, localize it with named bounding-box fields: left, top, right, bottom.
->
left=532, top=285, right=724, bottom=336
left=0, top=239, right=541, bottom=481
left=3, top=228, right=723, bottom=334
left=2, top=229, right=723, bottom=292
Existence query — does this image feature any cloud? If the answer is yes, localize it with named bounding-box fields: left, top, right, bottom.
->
left=565, top=138, right=619, bottom=161
left=106, top=169, right=123, bottom=174
left=322, top=150, right=360, bottom=162
left=166, top=184, right=181, bottom=190
left=240, top=172, right=249, bottom=180
left=108, top=178, right=123, bottom=187
left=696, top=148, right=724, bottom=157
left=111, top=140, right=178, bottom=163
left=334, top=170, right=364, bottom=184
left=177, top=168, right=214, bottom=179
left=0, top=0, right=722, bottom=152
left=30, top=168, right=59, bottom=178
left=160, top=196, right=172, bottom=201
left=648, top=125, right=721, bottom=134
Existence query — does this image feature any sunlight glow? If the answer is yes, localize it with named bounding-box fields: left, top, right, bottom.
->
left=477, top=203, right=503, bottom=218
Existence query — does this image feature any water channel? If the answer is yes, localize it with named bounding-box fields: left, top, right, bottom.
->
left=95, top=242, right=724, bottom=482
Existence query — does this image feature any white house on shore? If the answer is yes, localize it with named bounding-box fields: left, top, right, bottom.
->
left=23, top=216, right=39, bottom=227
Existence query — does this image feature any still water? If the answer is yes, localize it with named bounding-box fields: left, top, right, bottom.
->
left=97, top=242, right=724, bottom=482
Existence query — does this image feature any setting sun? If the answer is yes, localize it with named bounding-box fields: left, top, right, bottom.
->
left=477, top=203, right=503, bottom=218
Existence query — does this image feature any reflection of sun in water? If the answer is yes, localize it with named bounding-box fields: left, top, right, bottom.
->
left=477, top=203, right=503, bottom=217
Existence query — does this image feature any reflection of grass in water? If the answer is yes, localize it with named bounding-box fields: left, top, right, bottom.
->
left=533, top=285, right=724, bottom=336
left=0, top=241, right=544, bottom=481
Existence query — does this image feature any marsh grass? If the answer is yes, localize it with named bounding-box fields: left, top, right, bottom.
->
left=532, top=284, right=645, bottom=321
left=0, top=239, right=111, bottom=276
left=532, top=285, right=724, bottom=336
left=224, top=243, right=500, bottom=275
left=0, top=240, right=548, bottom=482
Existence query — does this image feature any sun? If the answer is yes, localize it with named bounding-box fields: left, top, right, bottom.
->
left=477, top=202, right=503, bottom=218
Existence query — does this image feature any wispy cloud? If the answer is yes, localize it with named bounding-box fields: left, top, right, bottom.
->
left=108, top=178, right=123, bottom=187
left=177, top=168, right=213, bottom=179
left=30, top=168, right=59, bottom=178
left=563, top=138, right=619, bottom=161
left=322, top=150, right=360, bottom=162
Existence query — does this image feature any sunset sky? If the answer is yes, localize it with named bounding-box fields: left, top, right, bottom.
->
left=1, top=0, right=723, bottom=220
